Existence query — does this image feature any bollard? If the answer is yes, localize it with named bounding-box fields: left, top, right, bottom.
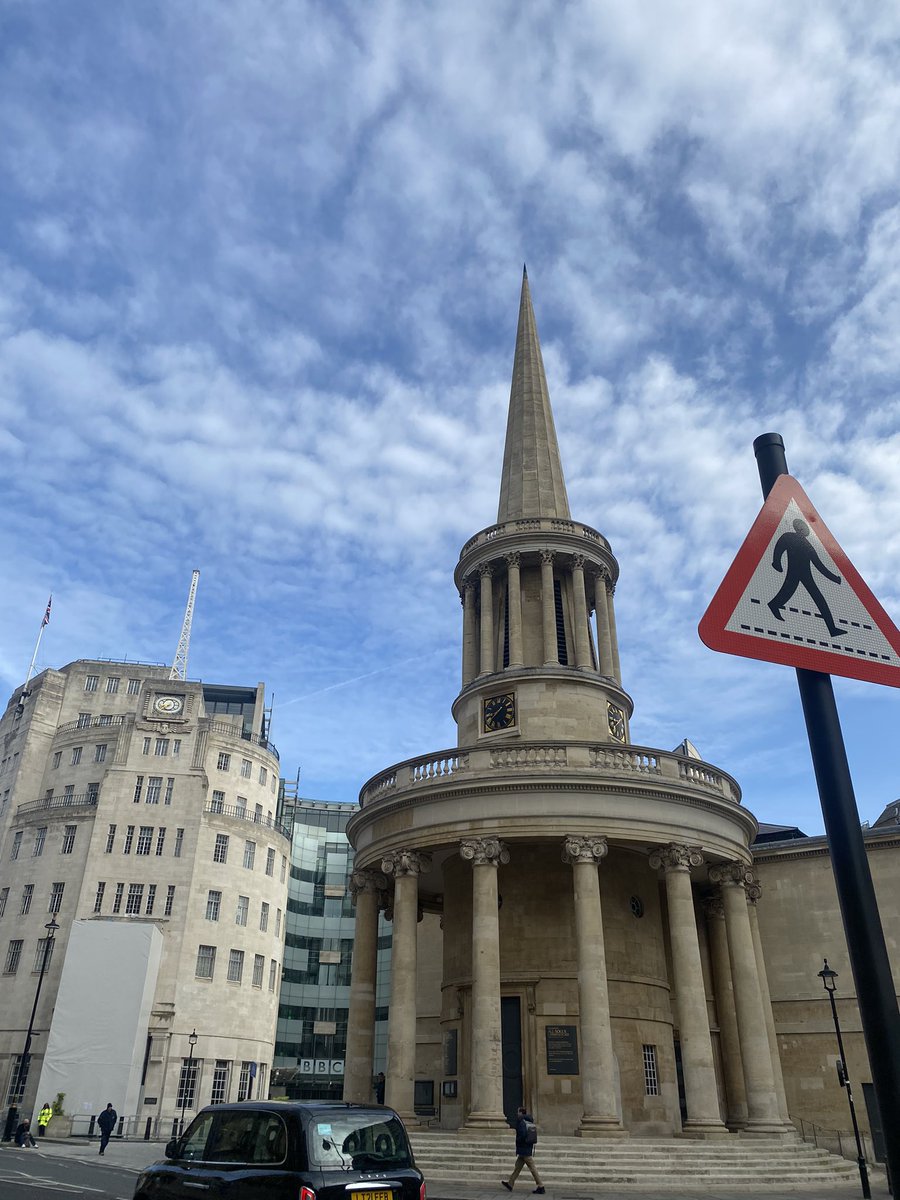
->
left=88, top=1115, right=96, bottom=1138
left=172, top=1118, right=179, bottom=1140
left=144, top=1117, right=152, bottom=1140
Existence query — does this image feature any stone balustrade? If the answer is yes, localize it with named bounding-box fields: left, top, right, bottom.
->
left=461, top=516, right=610, bottom=556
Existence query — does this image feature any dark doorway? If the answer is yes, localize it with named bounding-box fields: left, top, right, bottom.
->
left=501, top=996, right=523, bottom=1121
left=673, top=1038, right=688, bottom=1124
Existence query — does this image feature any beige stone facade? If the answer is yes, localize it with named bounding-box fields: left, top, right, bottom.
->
left=0, top=659, right=288, bottom=1125
left=344, top=272, right=795, bottom=1139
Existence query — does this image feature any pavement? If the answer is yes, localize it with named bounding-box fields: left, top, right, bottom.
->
left=3, top=1135, right=891, bottom=1200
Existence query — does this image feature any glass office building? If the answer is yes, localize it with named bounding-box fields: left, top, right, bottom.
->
left=272, top=797, right=391, bottom=1101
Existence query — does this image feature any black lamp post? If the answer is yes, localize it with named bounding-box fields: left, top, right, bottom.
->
left=819, top=958, right=871, bottom=1199
left=4, top=917, right=59, bottom=1140
left=180, top=1030, right=198, bottom=1136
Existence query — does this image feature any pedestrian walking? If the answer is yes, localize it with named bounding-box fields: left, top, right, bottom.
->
left=37, top=1101, right=53, bottom=1137
left=15, top=1118, right=36, bottom=1148
left=97, top=1102, right=118, bottom=1156
left=500, top=1105, right=545, bottom=1193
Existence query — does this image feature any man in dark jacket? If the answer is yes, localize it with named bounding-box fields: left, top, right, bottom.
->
left=97, top=1103, right=117, bottom=1156
left=500, top=1105, right=545, bottom=1193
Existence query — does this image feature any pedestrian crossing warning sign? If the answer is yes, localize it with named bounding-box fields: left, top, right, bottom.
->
left=699, top=474, right=900, bottom=686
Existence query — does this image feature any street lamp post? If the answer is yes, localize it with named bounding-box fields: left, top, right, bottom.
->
left=4, top=917, right=59, bottom=1140
left=179, top=1030, right=198, bottom=1136
left=819, top=959, right=871, bottom=1199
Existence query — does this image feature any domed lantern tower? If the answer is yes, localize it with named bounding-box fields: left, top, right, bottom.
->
left=345, top=271, right=792, bottom=1141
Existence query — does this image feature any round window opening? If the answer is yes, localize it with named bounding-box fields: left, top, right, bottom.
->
left=629, top=895, right=645, bottom=918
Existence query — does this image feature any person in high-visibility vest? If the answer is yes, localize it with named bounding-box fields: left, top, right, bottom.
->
left=37, top=1103, right=53, bottom=1137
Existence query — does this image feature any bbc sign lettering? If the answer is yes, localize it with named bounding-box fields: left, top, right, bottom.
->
left=298, top=1058, right=344, bottom=1076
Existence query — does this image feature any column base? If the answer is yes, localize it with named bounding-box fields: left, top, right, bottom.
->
left=679, top=1119, right=732, bottom=1140
left=392, top=1111, right=421, bottom=1128
left=461, top=1111, right=510, bottom=1133
left=576, top=1117, right=629, bottom=1138
left=738, top=1120, right=797, bottom=1139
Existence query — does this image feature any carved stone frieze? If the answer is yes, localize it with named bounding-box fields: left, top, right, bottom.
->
left=460, top=837, right=510, bottom=867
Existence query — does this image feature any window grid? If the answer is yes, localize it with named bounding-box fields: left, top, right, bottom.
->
left=165, top=777, right=174, bottom=804
left=243, top=841, right=255, bottom=870
left=155, top=738, right=169, bottom=757
left=165, top=885, right=175, bottom=916
left=210, top=1060, right=230, bottom=1105
left=136, top=826, right=153, bottom=855
left=61, top=825, right=76, bottom=854
left=252, top=954, right=265, bottom=988
left=176, top=1059, right=199, bottom=1110
left=227, top=949, right=244, bottom=983
left=265, top=847, right=276, bottom=877
left=146, top=777, right=162, bottom=805
left=33, top=828, right=46, bottom=857
left=4, top=940, right=23, bottom=974
left=240, top=759, right=251, bottom=779
left=237, top=1061, right=251, bottom=1102
left=217, top=752, right=230, bottom=771
left=84, top=675, right=99, bottom=692
left=106, top=676, right=120, bottom=694
left=10, top=832, right=21, bottom=860
left=105, top=824, right=117, bottom=853
left=123, top=825, right=135, bottom=854
left=21, top=885, right=33, bottom=915
left=32, top=938, right=54, bottom=973
left=0, top=888, right=7, bottom=918
left=268, top=959, right=277, bottom=992
left=71, top=746, right=82, bottom=766
left=260, top=902, right=269, bottom=932
left=235, top=895, right=249, bottom=926
left=146, top=883, right=157, bottom=915
left=113, top=883, right=124, bottom=913
left=174, top=829, right=184, bottom=858
left=94, top=744, right=107, bottom=763
left=48, top=882, right=64, bottom=915
left=126, top=883, right=144, bottom=915
left=206, top=890, right=221, bottom=921
left=156, top=828, right=166, bottom=856
left=127, top=678, right=141, bottom=695
left=213, top=834, right=229, bottom=864
left=643, top=1044, right=660, bottom=1096
left=94, top=882, right=105, bottom=913
left=211, top=790, right=225, bottom=813
left=133, top=776, right=144, bottom=804
left=196, top=944, right=216, bottom=979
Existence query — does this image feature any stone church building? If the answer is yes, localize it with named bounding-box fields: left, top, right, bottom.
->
left=342, top=270, right=811, bottom=1139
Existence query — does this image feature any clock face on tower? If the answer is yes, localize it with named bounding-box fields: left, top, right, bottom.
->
left=607, top=702, right=626, bottom=743
left=483, top=693, right=516, bottom=733
left=153, top=695, right=184, bottom=716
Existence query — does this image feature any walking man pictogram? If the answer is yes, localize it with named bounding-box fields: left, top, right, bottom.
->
left=768, top=518, right=845, bottom=637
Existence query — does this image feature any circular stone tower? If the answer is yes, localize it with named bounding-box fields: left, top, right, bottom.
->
left=345, top=271, right=791, bottom=1140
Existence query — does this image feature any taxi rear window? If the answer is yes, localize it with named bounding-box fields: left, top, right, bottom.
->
left=308, top=1112, right=411, bottom=1170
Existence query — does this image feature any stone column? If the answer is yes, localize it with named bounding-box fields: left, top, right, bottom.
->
left=478, top=564, right=494, bottom=676
left=344, top=869, right=387, bottom=1102
left=709, top=864, right=787, bottom=1135
left=571, top=555, right=592, bottom=669
left=595, top=570, right=614, bottom=677
left=462, top=580, right=477, bottom=686
left=460, top=837, right=510, bottom=1130
left=747, top=881, right=791, bottom=1125
left=703, top=895, right=748, bottom=1129
left=540, top=550, right=558, bottom=665
left=505, top=553, right=524, bottom=668
left=562, top=835, right=626, bottom=1136
left=382, top=848, right=431, bottom=1122
left=649, top=845, right=728, bottom=1137
left=606, top=582, right=622, bottom=683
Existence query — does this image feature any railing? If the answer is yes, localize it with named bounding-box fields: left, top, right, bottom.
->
left=359, top=741, right=741, bottom=806
left=55, top=715, right=125, bottom=736
left=204, top=800, right=291, bottom=840
left=795, top=1115, right=876, bottom=1166
left=207, top=722, right=279, bottom=761
left=69, top=1111, right=176, bottom=1141
left=461, top=517, right=611, bottom=555
left=17, top=793, right=100, bottom=815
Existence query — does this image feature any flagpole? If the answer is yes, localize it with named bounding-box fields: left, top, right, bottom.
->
left=24, top=597, right=52, bottom=689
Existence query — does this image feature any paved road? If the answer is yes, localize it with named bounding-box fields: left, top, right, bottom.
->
left=0, top=1139, right=892, bottom=1200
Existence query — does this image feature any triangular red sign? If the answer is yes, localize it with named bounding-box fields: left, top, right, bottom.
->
left=699, top=474, right=900, bottom=686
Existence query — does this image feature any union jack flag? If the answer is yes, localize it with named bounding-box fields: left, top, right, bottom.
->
left=41, top=596, right=52, bottom=627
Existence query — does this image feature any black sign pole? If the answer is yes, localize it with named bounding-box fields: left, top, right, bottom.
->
left=754, top=433, right=900, bottom=1191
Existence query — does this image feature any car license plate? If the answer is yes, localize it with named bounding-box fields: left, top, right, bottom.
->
left=354, top=1192, right=392, bottom=1200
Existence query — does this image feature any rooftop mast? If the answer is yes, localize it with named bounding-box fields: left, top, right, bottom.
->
left=170, top=570, right=200, bottom=681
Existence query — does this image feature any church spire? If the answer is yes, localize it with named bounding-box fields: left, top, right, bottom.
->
left=497, top=268, right=571, bottom=522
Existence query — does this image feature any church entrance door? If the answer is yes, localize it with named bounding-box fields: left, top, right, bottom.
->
left=501, top=995, right=524, bottom=1121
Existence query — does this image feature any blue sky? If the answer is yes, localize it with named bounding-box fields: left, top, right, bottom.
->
left=3, top=1, right=900, bottom=834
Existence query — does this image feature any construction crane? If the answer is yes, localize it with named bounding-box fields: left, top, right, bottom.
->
left=170, top=570, right=200, bottom=681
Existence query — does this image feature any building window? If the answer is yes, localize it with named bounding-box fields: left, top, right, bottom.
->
left=156, top=828, right=166, bottom=856
left=280, top=855, right=287, bottom=883
left=260, top=902, right=269, bottom=932
left=77, top=712, right=91, bottom=729
left=126, top=884, right=144, bottom=915
left=146, top=777, right=162, bottom=805
left=227, top=949, right=244, bottom=983
left=61, top=825, right=76, bottom=854
left=94, top=744, right=107, bottom=763
left=196, top=944, right=216, bottom=979
left=237, top=1061, right=252, bottom=1102
left=268, top=960, right=277, bottom=992
left=94, top=882, right=105, bottom=913
left=235, top=796, right=247, bottom=818
left=235, top=895, right=249, bottom=926
left=213, top=834, right=229, bottom=864
left=217, top=752, right=230, bottom=772
left=106, top=677, right=120, bottom=694
left=86, top=781, right=100, bottom=803
left=49, top=882, right=64, bottom=915
left=165, top=885, right=175, bottom=916
left=243, top=841, right=255, bottom=870
left=275, top=909, right=281, bottom=937
left=84, top=675, right=99, bottom=692
left=211, top=790, right=225, bottom=813
left=210, top=1060, right=230, bottom=1105
left=142, top=737, right=151, bottom=755
left=254, top=804, right=263, bottom=824
left=32, top=937, right=54, bottom=973
left=52, top=752, right=61, bottom=769
left=240, top=759, right=251, bottom=779
left=112, top=882, right=124, bottom=913
left=643, top=1044, right=660, bottom=1096
left=164, top=777, right=174, bottom=804
left=155, top=738, right=169, bottom=757
left=0, top=888, right=7, bottom=918
left=4, top=940, right=23, bottom=974
left=33, top=827, right=47, bottom=857
left=136, top=826, right=153, bottom=855
left=10, top=832, right=21, bottom=860
left=265, top=847, right=275, bottom=877
left=123, top=825, right=135, bottom=854
left=174, top=829, right=184, bottom=858
left=71, top=746, right=82, bottom=766
left=251, top=953, right=265, bottom=989
left=21, top=885, right=33, bottom=915
left=206, top=890, right=221, bottom=921
left=145, top=883, right=156, bottom=915
left=63, top=784, right=74, bottom=799
left=258, top=766, right=267, bottom=785
left=105, top=824, right=116, bottom=853
left=98, top=714, right=113, bottom=726
left=127, top=678, right=141, bottom=696
left=177, top=1059, right=199, bottom=1111
left=133, top=776, right=144, bottom=804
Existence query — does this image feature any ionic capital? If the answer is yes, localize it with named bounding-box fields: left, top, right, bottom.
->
left=381, top=848, right=432, bottom=878
left=349, top=869, right=388, bottom=900
left=505, top=551, right=521, bottom=570
left=708, top=861, right=755, bottom=890
left=562, top=835, right=608, bottom=865
left=460, top=837, right=509, bottom=868
left=649, top=843, right=704, bottom=873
